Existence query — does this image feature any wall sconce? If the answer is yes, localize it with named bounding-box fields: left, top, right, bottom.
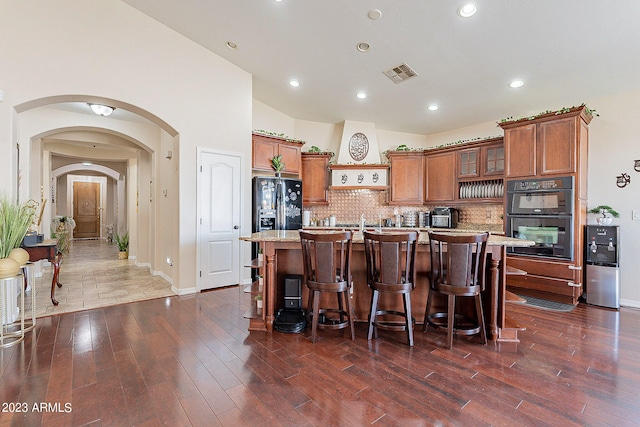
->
left=166, top=150, right=173, bottom=159
left=88, top=103, right=115, bottom=116
left=634, top=159, right=640, bottom=172
left=616, top=173, right=631, bottom=188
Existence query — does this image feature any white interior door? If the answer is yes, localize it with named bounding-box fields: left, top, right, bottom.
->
left=197, top=150, right=242, bottom=290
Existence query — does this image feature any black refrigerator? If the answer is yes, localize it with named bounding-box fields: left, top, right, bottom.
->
left=252, top=176, right=303, bottom=233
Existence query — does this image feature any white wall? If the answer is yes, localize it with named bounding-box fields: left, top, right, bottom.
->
left=586, top=90, right=640, bottom=307
left=0, top=0, right=253, bottom=292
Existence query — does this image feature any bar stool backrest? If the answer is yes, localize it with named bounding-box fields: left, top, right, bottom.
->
left=428, top=231, right=489, bottom=295
left=363, top=231, right=418, bottom=289
left=300, top=231, right=352, bottom=289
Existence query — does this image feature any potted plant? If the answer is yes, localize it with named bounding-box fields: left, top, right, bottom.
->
left=0, top=196, right=36, bottom=277
left=588, top=205, right=619, bottom=225
left=51, top=215, right=76, bottom=253
left=114, top=231, right=129, bottom=259
left=271, top=154, right=285, bottom=176
left=255, top=293, right=263, bottom=310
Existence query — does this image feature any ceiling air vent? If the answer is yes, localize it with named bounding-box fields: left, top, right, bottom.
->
left=383, top=62, right=418, bottom=84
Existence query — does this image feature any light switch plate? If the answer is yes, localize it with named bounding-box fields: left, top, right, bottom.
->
left=633, top=210, right=640, bottom=220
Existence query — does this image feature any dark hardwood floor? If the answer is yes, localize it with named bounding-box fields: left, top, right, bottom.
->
left=1, top=286, right=639, bottom=426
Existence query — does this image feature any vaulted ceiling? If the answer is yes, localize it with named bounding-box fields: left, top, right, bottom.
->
left=123, top=0, right=640, bottom=135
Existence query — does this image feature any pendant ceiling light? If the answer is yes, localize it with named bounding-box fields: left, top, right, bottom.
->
left=88, top=103, right=115, bottom=116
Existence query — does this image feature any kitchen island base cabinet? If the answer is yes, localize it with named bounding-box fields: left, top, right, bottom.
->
left=242, top=231, right=531, bottom=343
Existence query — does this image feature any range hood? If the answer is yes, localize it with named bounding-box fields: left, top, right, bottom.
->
left=330, top=120, right=388, bottom=189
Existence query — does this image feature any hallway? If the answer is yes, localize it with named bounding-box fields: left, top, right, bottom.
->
left=26, top=239, right=176, bottom=319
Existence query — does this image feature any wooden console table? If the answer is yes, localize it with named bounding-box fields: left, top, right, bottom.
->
left=23, top=240, right=63, bottom=306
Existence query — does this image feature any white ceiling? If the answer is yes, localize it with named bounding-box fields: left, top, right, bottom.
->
left=122, top=0, right=640, bottom=135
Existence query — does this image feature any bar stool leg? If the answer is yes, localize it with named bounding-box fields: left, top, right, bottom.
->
left=475, top=294, right=487, bottom=345
left=368, top=289, right=380, bottom=340
left=423, top=288, right=434, bottom=332
left=403, top=293, right=413, bottom=346
left=447, top=295, right=456, bottom=349
left=345, top=290, right=355, bottom=341
left=311, top=290, right=320, bottom=343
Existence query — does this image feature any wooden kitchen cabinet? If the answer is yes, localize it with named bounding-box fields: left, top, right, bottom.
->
left=505, top=256, right=584, bottom=305
left=499, top=106, right=594, bottom=304
left=301, top=152, right=331, bottom=205
left=457, top=139, right=504, bottom=179
left=424, top=151, right=456, bottom=203
left=388, top=151, right=424, bottom=205
left=457, top=148, right=479, bottom=178
left=252, top=133, right=303, bottom=175
left=502, top=113, right=584, bottom=178
left=482, top=143, right=505, bottom=176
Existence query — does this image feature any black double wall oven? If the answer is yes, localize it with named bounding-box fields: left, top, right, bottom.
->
left=506, top=176, right=574, bottom=260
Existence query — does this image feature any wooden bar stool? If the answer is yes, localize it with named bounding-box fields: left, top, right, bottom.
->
left=300, top=231, right=355, bottom=343
left=423, top=231, right=489, bottom=349
left=363, top=231, right=418, bottom=346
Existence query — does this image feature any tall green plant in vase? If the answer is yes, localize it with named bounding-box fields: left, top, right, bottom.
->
left=114, top=231, right=129, bottom=259
left=0, top=196, right=37, bottom=278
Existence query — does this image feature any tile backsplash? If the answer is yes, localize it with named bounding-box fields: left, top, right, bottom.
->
left=306, top=189, right=504, bottom=229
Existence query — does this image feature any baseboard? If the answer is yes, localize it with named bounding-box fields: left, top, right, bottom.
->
left=172, top=285, right=196, bottom=295
left=620, top=299, right=640, bottom=309
left=154, top=270, right=173, bottom=286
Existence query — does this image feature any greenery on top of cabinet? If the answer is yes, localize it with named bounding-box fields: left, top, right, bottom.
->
left=498, top=103, right=598, bottom=125
left=253, top=129, right=306, bottom=144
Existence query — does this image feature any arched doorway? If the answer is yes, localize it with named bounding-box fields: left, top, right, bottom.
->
left=15, top=96, right=180, bottom=289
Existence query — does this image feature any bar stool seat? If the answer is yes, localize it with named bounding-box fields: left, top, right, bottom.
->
left=363, top=231, right=418, bottom=346
left=423, top=231, right=489, bottom=349
left=300, top=231, right=355, bottom=343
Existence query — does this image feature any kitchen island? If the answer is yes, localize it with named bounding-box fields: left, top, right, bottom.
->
left=241, top=230, right=534, bottom=342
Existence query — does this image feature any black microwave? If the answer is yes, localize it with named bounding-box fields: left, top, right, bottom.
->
left=506, top=176, right=574, bottom=216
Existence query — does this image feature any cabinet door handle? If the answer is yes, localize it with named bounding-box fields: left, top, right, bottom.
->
left=568, top=265, right=582, bottom=270
left=568, top=282, right=582, bottom=287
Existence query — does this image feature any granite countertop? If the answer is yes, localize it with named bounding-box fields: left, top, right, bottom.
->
left=304, top=225, right=504, bottom=234
left=240, top=230, right=533, bottom=247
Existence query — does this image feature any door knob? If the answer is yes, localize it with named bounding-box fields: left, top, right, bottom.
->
left=234, top=225, right=239, bottom=229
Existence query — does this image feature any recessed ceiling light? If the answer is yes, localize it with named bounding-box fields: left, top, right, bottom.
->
left=509, top=80, right=525, bottom=88
left=356, top=42, right=370, bottom=53
left=457, top=3, right=477, bottom=18
left=226, top=41, right=237, bottom=49
left=427, top=105, right=439, bottom=111
left=82, top=162, right=93, bottom=166
left=356, top=92, right=367, bottom=99
left=289, top=80, right=299, bottom=87
left=368, top=9, right=382, bottom=20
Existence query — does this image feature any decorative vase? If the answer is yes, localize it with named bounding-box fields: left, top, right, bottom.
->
left=596, top=217, right=612, bottom=225
left=256, top=298, right=263, bottom=309
left=9, top=247, right=30, bottom=266
left=0, top=257, right=21, bottom=279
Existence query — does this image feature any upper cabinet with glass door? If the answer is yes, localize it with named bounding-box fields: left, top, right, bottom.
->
left=455, top=137, right=504, bottom=202
left=456, top=137, right=504, bottom=180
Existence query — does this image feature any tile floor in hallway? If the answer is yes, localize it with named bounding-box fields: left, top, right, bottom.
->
left=23, top=239, right=176, bottom=319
